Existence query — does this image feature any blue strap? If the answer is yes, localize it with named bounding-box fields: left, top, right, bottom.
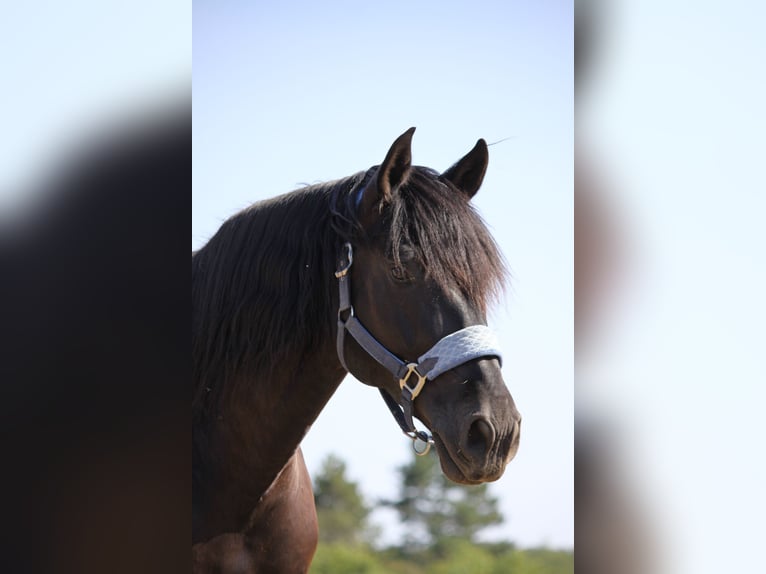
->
left=344, top=316, right=410, bottom=380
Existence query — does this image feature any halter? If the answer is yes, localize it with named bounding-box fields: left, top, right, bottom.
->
left=335, top=242, right=503, bottom=455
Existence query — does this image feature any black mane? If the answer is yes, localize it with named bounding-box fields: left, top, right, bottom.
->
left=192, top=166, right=506, bottom=416
left=381, top=167, right=506, bottom=310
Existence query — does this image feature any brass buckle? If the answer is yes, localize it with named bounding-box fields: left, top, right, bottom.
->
left=334, top=242, right=354, bottom=278
left=399, top=363, right=427, bottom=399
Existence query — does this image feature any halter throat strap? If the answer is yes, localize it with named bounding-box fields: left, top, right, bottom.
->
left=334, top=242, right=503, bottom=449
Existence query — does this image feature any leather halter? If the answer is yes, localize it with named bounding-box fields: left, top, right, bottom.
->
left=334, top=242, right=503, bottom=454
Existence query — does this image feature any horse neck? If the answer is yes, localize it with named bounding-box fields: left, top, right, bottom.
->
left=194, top=335, right=345, bottom=537
left=225, top=338, right=346, bottom=489
left=193, top=181, right=356, bottom=519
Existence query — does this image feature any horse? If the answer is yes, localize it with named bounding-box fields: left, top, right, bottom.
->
left=192, top=128, right=522, bottom=573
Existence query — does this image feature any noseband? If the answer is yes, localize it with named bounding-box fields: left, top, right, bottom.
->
left=335, top=242, right=503, bottom=455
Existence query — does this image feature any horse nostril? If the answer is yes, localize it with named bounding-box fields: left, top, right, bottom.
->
left=466, top=417, right=496, bottom=457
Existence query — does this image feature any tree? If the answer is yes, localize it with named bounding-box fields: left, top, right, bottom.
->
left=385, top=451, right=503, bottom=553
left=313, top=454, right=378, bottom=546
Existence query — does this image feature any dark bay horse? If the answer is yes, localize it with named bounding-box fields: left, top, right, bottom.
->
left=192, top=129, right=522, bottom=573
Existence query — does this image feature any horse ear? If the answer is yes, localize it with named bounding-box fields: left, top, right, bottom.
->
left=377, top=127, right=415, bottom=199
left=359, top=128, right=415, bottom=220
left=441, top=138, right=489, bottom=199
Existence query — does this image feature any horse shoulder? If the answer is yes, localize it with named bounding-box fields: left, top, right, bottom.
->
left=193, top=448, right=317, bottom=574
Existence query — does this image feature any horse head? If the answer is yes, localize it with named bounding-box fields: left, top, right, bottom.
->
left=336, top=128, right=521, bottom=484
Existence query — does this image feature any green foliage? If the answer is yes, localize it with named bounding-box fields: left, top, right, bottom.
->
left=385, top=451, right=503, bottom=551
left=425, top=538, right=496, bottom=574
left=310, top=542, right=573, bottom=574
left=490, top=547, right=575, bottom=574
left=308, top=453, right=573, bottom=573
left=310, top=544, right=387, bottom=574
left=313, top=454, right=377, bottom=546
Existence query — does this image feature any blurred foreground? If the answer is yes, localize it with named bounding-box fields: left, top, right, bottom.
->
left=0, top=101, right=189, bottom=574
left=577, top=1, right=766, bottom=573
left=1, top=4, right=189, bottom=573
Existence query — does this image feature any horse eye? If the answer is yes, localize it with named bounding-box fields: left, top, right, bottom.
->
left=390, top=265, right=412, bottom=283
left=399, top=246, right=416, bottom=262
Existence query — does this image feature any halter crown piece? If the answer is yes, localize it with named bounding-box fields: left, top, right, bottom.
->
left=334, top=242, right=503, bottom=456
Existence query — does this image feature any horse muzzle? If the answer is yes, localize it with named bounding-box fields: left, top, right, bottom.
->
left=432, top=412, right=521, bottom=484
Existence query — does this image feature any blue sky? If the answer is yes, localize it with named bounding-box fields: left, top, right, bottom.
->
left=194, top=0, right=573, bottom=548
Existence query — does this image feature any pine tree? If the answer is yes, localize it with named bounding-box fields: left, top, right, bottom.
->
left=313, top=454, right=378, bottom=546
left=385, top=450, right=503, bottom=553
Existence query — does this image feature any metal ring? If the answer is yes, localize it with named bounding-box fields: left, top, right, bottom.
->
left=412, top=435, right=432, bottom=456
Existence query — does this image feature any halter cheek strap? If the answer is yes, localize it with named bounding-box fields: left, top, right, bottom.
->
left=335, top=242, right=503, bottom=454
